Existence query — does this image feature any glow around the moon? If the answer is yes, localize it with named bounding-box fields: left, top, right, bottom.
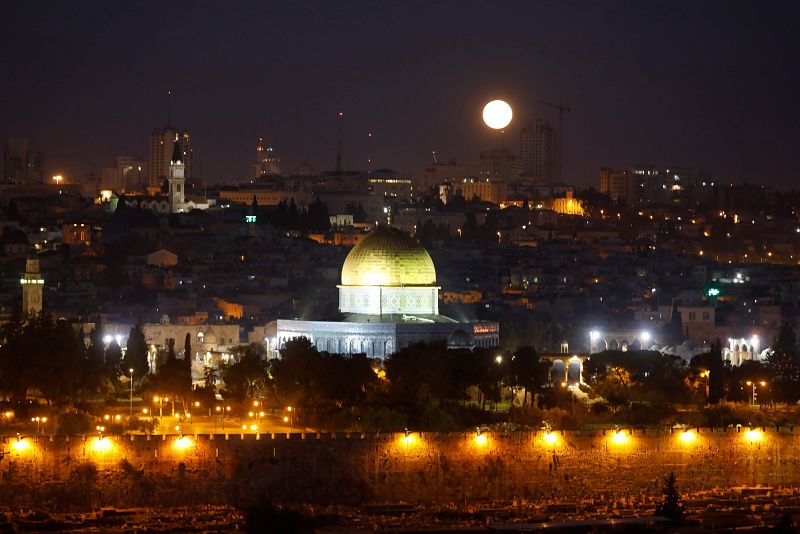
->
left=482, top=99, right=513, bottom=129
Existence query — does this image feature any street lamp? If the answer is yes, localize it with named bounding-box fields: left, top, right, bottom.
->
left=218, top=405, right=231, bottom=429
left=128, top=368, right=134, bottom=415
left=745, top=380, right=767, bottom=406
left=640, top=331, right=651, bottom=349
left=285, top=406, right=294, bottom=432
left=154, top=396, right=168, bottom=418
left=30, top=416, right=46, bottom=434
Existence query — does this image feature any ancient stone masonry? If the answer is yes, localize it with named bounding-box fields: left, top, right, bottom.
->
left=0, top=428, right=796, bottom=509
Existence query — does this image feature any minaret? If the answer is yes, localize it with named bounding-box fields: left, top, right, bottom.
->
left=20, top=257, right=43, bottom=318
left=168, top=134, right=185, bottom=212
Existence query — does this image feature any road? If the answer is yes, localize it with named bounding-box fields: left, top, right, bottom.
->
left=148, top=413, right=305, bottom=435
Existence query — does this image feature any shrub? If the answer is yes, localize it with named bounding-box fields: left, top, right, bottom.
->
left=418, top=405, right=459, bottom=432
left=355, top=407, right=408, bottom=432
left=56, top=410, right=94, bottom=435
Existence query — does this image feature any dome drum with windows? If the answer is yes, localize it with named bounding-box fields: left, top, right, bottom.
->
left=338, top=226, right=440, bottom=316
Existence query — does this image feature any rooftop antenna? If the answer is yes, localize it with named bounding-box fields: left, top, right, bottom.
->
left=336, top=112, right=344, bottom=174
left=368, top=131, right=373, bottom=174
left=166, top=90, right=172, bottom=127
left=432, top=149, right=438, bottom=164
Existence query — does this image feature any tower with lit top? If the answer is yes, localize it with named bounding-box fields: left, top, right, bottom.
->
left=253, top=137, right=281, bottom=178
left=168, top=134, right=185, bottom=212
left=20, top=258, right=43, bottom=317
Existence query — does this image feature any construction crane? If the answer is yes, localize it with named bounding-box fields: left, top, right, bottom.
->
left=537, top=100, right=571, bottom=182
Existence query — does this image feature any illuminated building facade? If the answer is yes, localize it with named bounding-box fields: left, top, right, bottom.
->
left=551, top=190, right=584, bottom=216
left=599, top=165, right=715, bottom=205
left=272, top=225, right=499, bottom=358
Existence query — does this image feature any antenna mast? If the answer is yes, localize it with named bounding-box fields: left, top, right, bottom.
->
left=368, top=132, right=373, bottom=174
left=336, top=112, right=343, bottom=174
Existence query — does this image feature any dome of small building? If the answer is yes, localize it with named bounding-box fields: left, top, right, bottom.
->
left=341, top=225, right=436, bottom=287
left=447, top=329, right=475, bottom=350
left=202, top=332, right=218, bottom=345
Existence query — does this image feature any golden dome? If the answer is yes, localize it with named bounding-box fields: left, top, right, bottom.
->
left=341, top=226, right=436, bottom=287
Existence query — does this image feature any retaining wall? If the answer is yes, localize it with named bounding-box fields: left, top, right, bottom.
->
left=0, top=428, right=797, bottom=508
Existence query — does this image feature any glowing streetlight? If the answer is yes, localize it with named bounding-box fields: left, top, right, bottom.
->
left=482, top=100, right=512, bottom=130
left=745, top=380, right=767, bottom=406
left=52, top=175, right=63, bottom=185
left=153, top=395, right=168, bottom=418
left=640, top=331, right=651, bottom=348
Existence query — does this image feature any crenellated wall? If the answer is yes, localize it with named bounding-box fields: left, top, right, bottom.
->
left=1, top=428, right=797, bottom=509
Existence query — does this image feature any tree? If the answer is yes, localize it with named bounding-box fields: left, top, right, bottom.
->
left=77, top=327, right=114, bottom=400
left=707, top=340, right=725, bottom=404
left=304, top=197, right=330, bottom=231
left=510, top=346, right=549, bottom=406
left=584, top=350, right=689, bottom=409
left=105, top=339, right=123, bottom=376
left=271, top=338, right=324, bottom=407
left=655, top=472, right=683, bottom=523
left=766, top=323, right=800, bottom=402
left=193, top=365, right=218, bottom=405
left=147, top=338, right=191, bottom=412
left=344, top=202, right=367, bottom=223
left=384, top=342, right=454, bottom=405
left=203, top=365, right=217, bottom=391
left=123, top=322, right=149, bottom=377
left=661, top=303, right=685, bottom=347
left=221, top=344, right=269, bottom=401
left=86, top=326, right=105, bottom=364
left=0, top=314, right=88, bottom=404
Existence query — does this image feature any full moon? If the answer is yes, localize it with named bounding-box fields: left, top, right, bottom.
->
left=482, top=99, right=513, bottom=130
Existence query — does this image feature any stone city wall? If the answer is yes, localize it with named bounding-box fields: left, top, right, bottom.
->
left=0, top=428, right=797, bottom=509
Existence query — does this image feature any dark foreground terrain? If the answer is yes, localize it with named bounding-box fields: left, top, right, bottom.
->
left=1, top=486, right=798, bottom=532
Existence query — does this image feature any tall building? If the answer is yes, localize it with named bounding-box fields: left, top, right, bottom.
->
left=4, top=138, right=44, bottom=184
left=520, top=119, right=559, bottom=184
left=149, top=128, right=191, bottom=189
left=252, top=138, right=281, bottom=178
left=20, top=258, right=43, bottom=318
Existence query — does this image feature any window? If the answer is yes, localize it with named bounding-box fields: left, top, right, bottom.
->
left=702, top=312, right=710, bottom=320
left=688, top=312, right=696, bottom=321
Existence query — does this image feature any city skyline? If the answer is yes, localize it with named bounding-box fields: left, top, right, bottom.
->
left=1, top=1, right=799, bottom=186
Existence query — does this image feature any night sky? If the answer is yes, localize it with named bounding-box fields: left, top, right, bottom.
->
left=1, top=1, right=798, bottom=187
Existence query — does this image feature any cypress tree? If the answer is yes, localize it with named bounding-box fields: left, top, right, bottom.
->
left=655, top=472, right=683, bottom=523
left=708, top=339, right=724, bottom=404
